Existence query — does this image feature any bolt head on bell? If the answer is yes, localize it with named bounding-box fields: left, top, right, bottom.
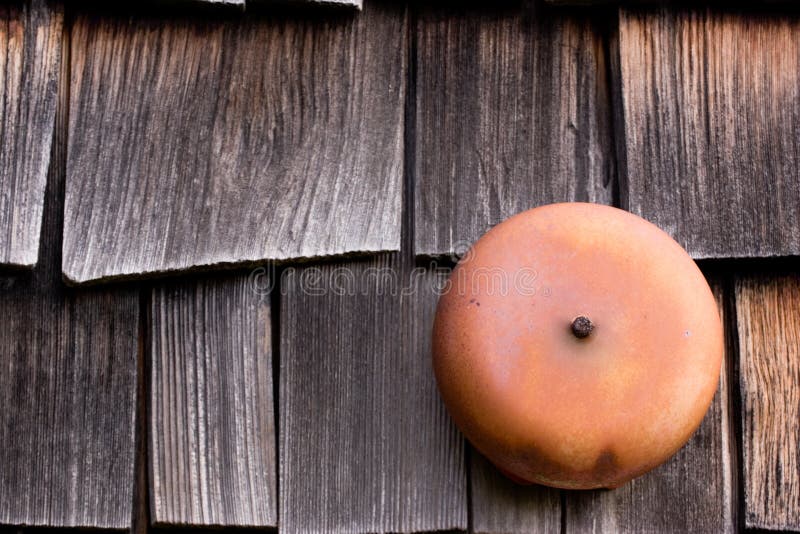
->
left=571, top=316, right=594, bottom=339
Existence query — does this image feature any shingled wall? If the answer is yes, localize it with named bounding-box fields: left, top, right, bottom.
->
left=0, top=0, right=798, bottom=532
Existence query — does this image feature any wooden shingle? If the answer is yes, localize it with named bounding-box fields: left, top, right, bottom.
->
left=0, top=286, right=139, bottom=530
left=63, top=2, right=405, bottom=284
left=0, top=27, right=138, bottom=528
left=616, top=8, right=800, bottom=258
left=149, top=274, right=277, bottom=527
left=736, top=274, right=800, bottom=531
left=0, top=0, right=61, bottom=268
left=280, top=257, right=467, bottom=533
left=414, top=4, right=613, bottom=257
left=471, top=452, right=561, bottom=534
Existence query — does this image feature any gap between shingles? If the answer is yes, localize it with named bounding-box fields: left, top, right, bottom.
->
left=602, top=4, right=626, bottom=211
left=269, top=263, right=283, bottom=528
left=133, top=286, right=152, bottom=534
left=465, top=445, right=474, bottom=534
left=402, top=1, right=417, bottom=269
left=722, top=275, right=744, bottom=534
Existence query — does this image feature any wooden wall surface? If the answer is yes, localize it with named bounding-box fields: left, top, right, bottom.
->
left=0, top=13, right=138, bottom=527
left=0, top=1, right=798, bottom=533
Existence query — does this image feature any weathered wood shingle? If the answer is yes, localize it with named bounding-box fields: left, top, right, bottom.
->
left=471, top=452, right=561, bottom=534
left=0, top=26, right=138, bottom=528
left=0, top=0, right=61, bottom=268
left=414, top=4, right=613, bottom=257
left=149, top=274, right=277, bottom=527
left=0, top=286, right=139, bottom=530
left=280, top=257, right=467, bottom=533
left=64, top=2, right=405, bottom=284
left=736, top=274, right=800, bottom=531
left=616, top=8, right=800, bottom=258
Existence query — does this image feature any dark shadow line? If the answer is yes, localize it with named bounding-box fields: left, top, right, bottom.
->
left=402, top=0, right=417, bottom=269
left=604, top=6, right=626, bottom=210
left=269, top=263, right=283, bottom=529
left=723, top=275, right=746, bottom=534
left=465, top=444, right=474, bottom=534
left=133, top=286, right=152, bottom=534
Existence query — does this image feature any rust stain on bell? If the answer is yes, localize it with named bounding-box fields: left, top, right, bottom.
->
left=432, top=202, right=723, bottom=489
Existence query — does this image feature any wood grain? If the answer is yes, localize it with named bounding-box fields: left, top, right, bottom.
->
left=0, top=0, right=61, bottom=268
left=0, top=21, right=138, bottom=528
left=471, top=451, right=561, bottom=534
left=735, top=275, right=800, bottom=531
left=64, top=2, right=405, bottom=284
left=280, top=257, right=467, bottom=533
left=149, top=273, right=277, bottom=527
left=564, top=280, right=734, bottom=533
left=414, top=4, right=613, bottom=257
left=616, top=8, right=800, bottom=258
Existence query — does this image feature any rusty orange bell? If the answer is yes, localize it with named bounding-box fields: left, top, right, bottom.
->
left=432, top=203, right=723, bottom=489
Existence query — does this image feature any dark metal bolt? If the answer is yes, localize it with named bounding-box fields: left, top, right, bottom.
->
left=571, top=316, right=594, bottom=339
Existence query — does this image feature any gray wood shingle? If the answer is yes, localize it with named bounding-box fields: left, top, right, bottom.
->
left=279, top=257, right=467, bottom=533
left=471, top=452, right=561, bottom=534
left=149, top=274, right=277, bottom=527
left=63, top=2, right=405, bottom=284
left=616, top=8, right=800, bottom=258
left=414, top=4, right=614, bottom=257
left=0, top=0, right=61, bottom=268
